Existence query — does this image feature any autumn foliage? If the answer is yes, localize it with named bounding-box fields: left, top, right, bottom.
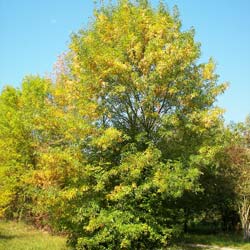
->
left=0, top=1, right=248, bottom=249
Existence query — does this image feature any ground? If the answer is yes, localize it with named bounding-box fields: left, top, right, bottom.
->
left=169, top=233, right=250, bottom=250
left=1, top=220, right=250, bottom=250
left=0, top=220, right=66, bottom=250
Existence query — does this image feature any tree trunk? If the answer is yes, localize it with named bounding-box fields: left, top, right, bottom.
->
left=239, top=197, right=250, bottom=241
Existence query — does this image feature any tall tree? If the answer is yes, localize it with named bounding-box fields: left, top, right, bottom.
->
left=57, top=1, right=227, bottom=248
left=0, top=1, right=229, bottom=248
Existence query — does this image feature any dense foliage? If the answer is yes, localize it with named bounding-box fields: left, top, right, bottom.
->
left=0, top=0, right=249, bottom=249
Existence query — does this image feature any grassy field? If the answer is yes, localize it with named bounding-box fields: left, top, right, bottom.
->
left=0, top=220, right=67, bottom=250
left=169, top=233, right=250, bottom=250
left=1, top=220, right=250, bottom=250
left=184, top=233, right=250, bottom=248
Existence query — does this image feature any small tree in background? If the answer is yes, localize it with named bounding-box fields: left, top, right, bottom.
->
left=228, top=116, right=250, bottom=240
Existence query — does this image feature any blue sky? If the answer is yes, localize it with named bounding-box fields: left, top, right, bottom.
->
left=0, top=0, right=249, bottom=123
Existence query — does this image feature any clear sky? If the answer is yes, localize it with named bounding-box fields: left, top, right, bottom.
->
left=0, top=0, right=249, bottom=123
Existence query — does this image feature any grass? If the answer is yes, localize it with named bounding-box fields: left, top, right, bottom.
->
left=1, top=220, right=250, bottom=250
left=168, top=233, right=250, bottom=250
left=0, top=220, right=67, bottom=250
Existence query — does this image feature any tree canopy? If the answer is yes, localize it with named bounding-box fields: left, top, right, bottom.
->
left=0, top=1, right=247, bottom=249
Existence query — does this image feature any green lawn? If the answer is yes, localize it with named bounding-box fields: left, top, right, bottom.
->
left=1, top=220, right=250, bottom=250
left=169, top=233, right=250, bottom=250
left=0, top=220, right=67, bottom=250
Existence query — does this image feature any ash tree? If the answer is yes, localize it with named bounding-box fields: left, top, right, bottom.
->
left=0, top=0, right=228, bottom=249
left=57, top=1, right=227, bottom=249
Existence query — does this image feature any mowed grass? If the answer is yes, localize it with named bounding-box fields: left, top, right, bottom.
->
left=176, top=234, right=250, bottom=250
left=0, top=220, right=67, bottom=250
left=1, top=220, right=250, bottom=250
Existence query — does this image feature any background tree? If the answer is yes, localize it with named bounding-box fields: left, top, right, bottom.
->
left=227, top=116, right=250, bottom=240
left=0, top=76, right=52, bottom=219
left=0, top=75, right=93, bottom=229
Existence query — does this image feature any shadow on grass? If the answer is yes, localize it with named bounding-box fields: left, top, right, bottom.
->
left=0, top=233, right=23, bottom=240
left=0, top=234, right=19, bottom=240
left=176, top=233, right=250, bottom=249
left=167, top=246, right=207, bottom=250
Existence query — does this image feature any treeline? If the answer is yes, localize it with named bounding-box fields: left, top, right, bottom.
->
left=0, top=1, right=249, bottom=249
